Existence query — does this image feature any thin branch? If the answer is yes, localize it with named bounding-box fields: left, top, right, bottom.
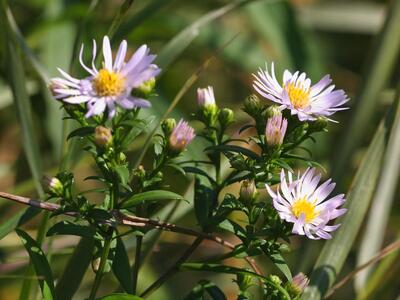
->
left=325, top=239, right=400, bottom=298
left=0, top=191, right=262, bottom=275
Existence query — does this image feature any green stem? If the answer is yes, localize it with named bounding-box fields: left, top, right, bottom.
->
left=132, top=235, right=143, bottom=294
left=88, top=234, right=113, bottom=300
left=140, top=236, right=203, bottom=299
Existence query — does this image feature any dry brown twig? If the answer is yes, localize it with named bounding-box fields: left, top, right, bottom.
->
left=0, top=191, right=262, bottom=275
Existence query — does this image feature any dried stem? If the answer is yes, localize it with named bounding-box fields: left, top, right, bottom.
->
left=0, top=191, right=262, bottom=275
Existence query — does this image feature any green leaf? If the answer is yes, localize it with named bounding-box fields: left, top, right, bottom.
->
left=67, top=126, right=95, bottom=140
left=115, top=165, right=130, bottom=186
left=184, top=280, right=227, bottom=300
left=0, top=207, right=39, bottom=240
left=194, top=178, right=214, bottom=228
left=302, top=96, right=400, bottom=299
left=55, top=237, right=95, bottom=300
left=46, top=221, right=97, bottom=238
left=180, top=263, right=290, bottom=300
left=16, top=229, right=55, bottom=300
left=99, top=294, right=143, bottom=300
left=112, top=237, right=133, bottom=294
left=206, top=144, right=259, bottom=160
left=268, top=252, right=292, bottom=281
left=121, top=190, right=185, bottom=209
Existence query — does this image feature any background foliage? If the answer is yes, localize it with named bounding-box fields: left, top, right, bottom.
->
left=0, top=0, right=399, bottom=299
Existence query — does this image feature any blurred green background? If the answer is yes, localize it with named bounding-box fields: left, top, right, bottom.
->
left=0, top=0, right=399, bottom=299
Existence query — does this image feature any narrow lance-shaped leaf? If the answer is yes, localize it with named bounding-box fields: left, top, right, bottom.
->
left=121, top=190, right=185, bottom=209
left=16, top=229, right=55, bottom=300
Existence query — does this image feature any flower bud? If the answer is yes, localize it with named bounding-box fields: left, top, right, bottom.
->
left=309, top=116, right=328, bottom=132
left=286, top=273, right=309, bottom=296
left=265, top=115, right=288, bottom=147
left=94, top=126, right=112, bottom=148
left=269, top=275, right=282, bottom=286
left=161, top=118, right=176, bottom=137
left=243, top=94, right=263, bottom=117
left=218, top=108, right=234, bottom=127
left=264, top=105, right=282, bottom=118
left=197, top=86, right=218, bottom=126
left=197, top=86, right=216, bottom=108
left=42, top=175, right=63, bottom=196
left=135, top=77, right=156, bottom=97
left=239, top=180, right=257, bottom=204
left=168, top=119, right=195, bottom=154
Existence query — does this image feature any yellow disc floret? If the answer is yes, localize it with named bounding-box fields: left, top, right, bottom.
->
left=291, top=198, right=319, bottom=222
left=92, top=69, right=125, bottom=97
left=285, top=83, right=310, bottom=109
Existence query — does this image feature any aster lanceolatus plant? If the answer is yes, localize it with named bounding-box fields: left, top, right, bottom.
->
left=50, top=36, right=160, bottom=118
left=253, top=62, right=349, bottom=121
left=1, top=36, right=355, bottom=299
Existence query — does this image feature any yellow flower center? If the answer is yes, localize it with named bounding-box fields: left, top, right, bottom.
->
left=291, top=198, right=319, bottom=222
left=285, top=83, right=310, bottom=109
left=92, top=69, right=125, bottom=97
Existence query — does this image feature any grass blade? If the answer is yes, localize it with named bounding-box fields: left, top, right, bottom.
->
left=355, top=85, right=400, bottom=289
left=301, top=94, right=399, bottom=300
left=156, top=0, right=250, bottom=72
left=332, top=0, right=400, bottom=180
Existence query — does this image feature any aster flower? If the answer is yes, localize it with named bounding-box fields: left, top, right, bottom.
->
left=286, top=273, right=309, bottom=296
left=50, top=36, right=161, bottom=118
left=266, top=168, right=346, bottom=240
left=197, top=86, right=216, bottom=108
left=168, top=119, right=195, bottom=153
left=265, top=114, right=288, bottom=146
left=253, top=63, right=348, bottom=121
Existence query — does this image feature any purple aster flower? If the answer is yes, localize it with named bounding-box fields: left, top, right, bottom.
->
left=49, top=36, right=161, bottom=118
left=168, top=119, right=195, bottom=153
left=253, top=63, right=349, bottom=122
left=266, top=168, right=347, bottom=240
left=197, top=86, right=216, bottom=108
left=265, top=114, right=288, bottom=146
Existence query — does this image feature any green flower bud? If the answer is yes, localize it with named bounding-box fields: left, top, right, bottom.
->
left=42, top=175, right=63, bottom=196
left=218, top=108, right=234, bottom=127
left=239, top=180, right=257, bottom=204
left=269, top=275, right=282, bottom=286
left=161, top=118, right=176, bottom=137
left=309, top=116, right=328, bottom=132
left=236, top=272, right=253, bottom=292
left=135, top=77, right=156, bottom=97
left=264, top=105, right=282, bottom=118
left=243, top=94, right=263, bottom=117
left=94, top=126, right=113, bottom=148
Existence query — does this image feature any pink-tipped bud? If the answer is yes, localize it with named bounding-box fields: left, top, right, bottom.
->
left=287, top=273, right=309, bottom=296
left=168, top=119, right=195, bottom=153
left=265, top=114, right=288, bottom=147
left=197, top=86, right=216, bottom=108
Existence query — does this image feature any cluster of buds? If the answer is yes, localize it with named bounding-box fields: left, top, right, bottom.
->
left=167, top=119, right=195, bottom=154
